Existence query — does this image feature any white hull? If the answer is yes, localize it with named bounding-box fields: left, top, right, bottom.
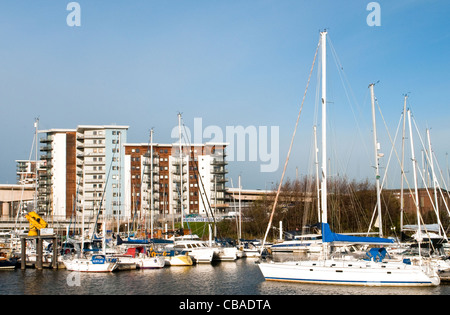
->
left=172, top=237, right=216, bottom=264
left=63, top=258, right=118, bottom=273
left=189, top=248, right=215, bottom=263
left=258, top=259, right=440, bottom=287
left=137, top=256, right=166, bottom=269
left=113, top=255, right=165, bottom=269
left=164, top=254, right=193, bottom=266
left=215, top=247, right=238, bottom=261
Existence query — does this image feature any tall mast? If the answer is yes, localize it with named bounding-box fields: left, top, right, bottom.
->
left=178, top=113, right=184, bottom=228
left=313, top=125, right=321, bottom=222
left=238, top=175, right=242, bottom=241
left=320, top=30, right=327, bottom=226
left=150, top=128, right=154, bottom=239
left=34, top=118, right=39, bottom=212
left=369, top=83, right=383, bottom=237
left=426, top=128, right=442, bottom=237
left=400, top=95, right=407, bottom=233
left=407, top=109, right=422, bottom=262
left=319, top=30, right=329, bottom=260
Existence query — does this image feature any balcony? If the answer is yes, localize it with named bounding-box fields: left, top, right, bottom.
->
left=40, top=136, right=53, bottom=143
left=210, top=167, right=228, bottom=174
left=82, top=133, right=105, bottom=139
left=84, top=142, right=106, bottom=148
left=210, top=158, right=227, bottom=165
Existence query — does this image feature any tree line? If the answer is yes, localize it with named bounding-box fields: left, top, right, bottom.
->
left=217, top=176, right=449, bottom=241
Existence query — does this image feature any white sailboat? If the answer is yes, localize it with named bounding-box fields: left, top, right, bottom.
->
left=257, top=30, right=440, bottom=286
left=63, top=216, right=118, bottom=272
left=63, top=254, right=118, bottom=273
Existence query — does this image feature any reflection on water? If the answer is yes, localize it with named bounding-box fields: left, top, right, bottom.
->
left=0, top=258, right=449, bottom=295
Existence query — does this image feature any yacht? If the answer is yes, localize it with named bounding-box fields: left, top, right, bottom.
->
left=170, top=235, right=217, bottom=264
left=63, top=254, right=118, bottom=272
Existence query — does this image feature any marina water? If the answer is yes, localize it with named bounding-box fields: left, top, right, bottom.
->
left=1, top=258, right=449, bottom=295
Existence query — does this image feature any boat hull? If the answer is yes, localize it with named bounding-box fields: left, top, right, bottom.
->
left=63, top=256, right=118, bottom=272
left=164, top=254, right=193, bottom=266
left=258, top=260, right=440, bottom=287
left=137, top=256, right=165, bottom=269
left=215, top=247, right=238, bottom=261
left=0, top=258, right=17, bottom=270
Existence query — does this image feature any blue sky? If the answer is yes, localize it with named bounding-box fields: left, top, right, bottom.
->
left=0, top=0, right=449, bottom=190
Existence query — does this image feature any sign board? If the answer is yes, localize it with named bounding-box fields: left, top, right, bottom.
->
left=91, top=255, right=106, bottom=264
left=40, top=228, right=54, bottom=236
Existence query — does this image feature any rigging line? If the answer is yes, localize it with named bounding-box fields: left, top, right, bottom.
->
left=367, top=111, right=402, bottom=235
left=14, top=129, right=37, bottom=232
left=228, top=178, right=240, bottom=238
left=260, top=37, right=320, bottom=253
left=180, top=119, right=214, bottom=221
left=377, top=106, right=416, bottom=215
left=431, top=151, right=450, bottom=215
left=328, top=35, right=372, bottom=163
left=373, top=101, right=418, bottom=230
left=180, top=118, right=221, bottom=239
left=415, top=160, right=448, bottom=241
left=411, top=117, right=448, bottom=239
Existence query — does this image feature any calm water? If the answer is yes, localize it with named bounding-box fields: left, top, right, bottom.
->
left=1, top=258, right=450, bottom=296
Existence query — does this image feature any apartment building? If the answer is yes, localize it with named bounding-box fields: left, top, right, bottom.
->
left=38, top=129, right=77, bottom=219
left=75, top=125, right=128, bottom=219
left=123, top=142, right=228, bottom=221
left=38, top=125, right=128, bottom=220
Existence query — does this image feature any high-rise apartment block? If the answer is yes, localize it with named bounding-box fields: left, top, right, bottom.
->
left=38, top=129, right=77, bottom=219
left=38, top=126, right=128, bottom=220
left=37, top=124, right=227, bottom=223
left=123, top=142, right=228, bottom=221
left=75, top=126, right=128, bottom=219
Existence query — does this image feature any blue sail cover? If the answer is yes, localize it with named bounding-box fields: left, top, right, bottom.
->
left=322, top=223, right=394, bottom=244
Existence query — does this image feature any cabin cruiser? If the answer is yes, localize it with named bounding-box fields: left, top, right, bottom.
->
left=270, top=234, right=322, bottom=253
left=169, top=235, right=217, bottom=264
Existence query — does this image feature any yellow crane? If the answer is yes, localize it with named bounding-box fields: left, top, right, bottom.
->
left=25, top=211, right=48, bottom=236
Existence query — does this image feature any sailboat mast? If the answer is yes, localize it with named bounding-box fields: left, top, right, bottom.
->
left=178, top=113, right=184, bottom=229
left=320, top=30, right=328, bottom=226
left=407, top=109, right=422, bottom=262
left=238, top=175, right=242, bottom=240
left=426, top=128, right=442, bottom=237
left=150, top=128, right=154, bottom=239
left=313, top=125, right=321, bottom=222
left=34, top=118, right=39, bottom=212
left=400, top=95, right=407, bottom=233
left=369, top=83, right=383, bottom=238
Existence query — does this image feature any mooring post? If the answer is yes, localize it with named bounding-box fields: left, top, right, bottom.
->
left=21, top=237, right=26, bottom=270
left=52, top=237, right=58, bottom=269
left=36, top=237, right=43, bottom=270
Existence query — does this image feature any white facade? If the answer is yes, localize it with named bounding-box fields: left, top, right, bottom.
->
left=51, top=133, right=67, bottom=218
